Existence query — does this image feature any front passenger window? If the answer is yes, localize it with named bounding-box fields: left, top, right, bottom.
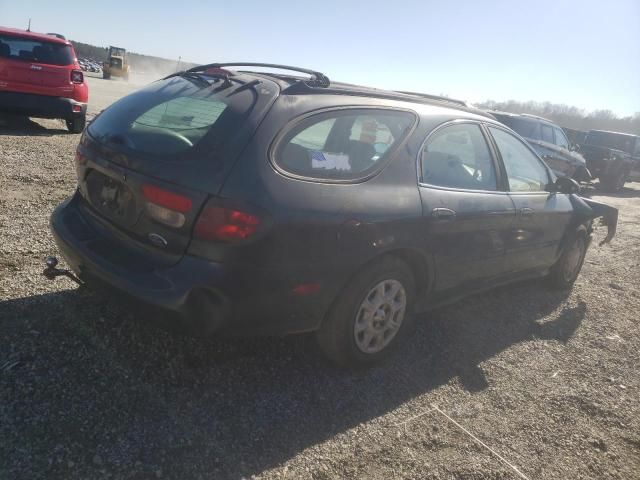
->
left=489, top=127, right=550, bottom=192
left=420, top=123, right=497, bottom=191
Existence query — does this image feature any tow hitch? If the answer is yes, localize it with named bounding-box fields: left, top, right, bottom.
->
left=42, top=256, right=83, bottom=285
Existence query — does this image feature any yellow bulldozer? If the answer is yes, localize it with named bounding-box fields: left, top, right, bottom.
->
left=102, top=46, right=130, bottom=81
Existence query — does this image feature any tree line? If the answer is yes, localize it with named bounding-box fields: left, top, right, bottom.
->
left=477, top=100, right=640, bottom=135
left=68, top=39, right=640, bottom=136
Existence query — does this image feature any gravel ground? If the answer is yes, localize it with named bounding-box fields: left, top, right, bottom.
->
left=1, top=91, right=639, bottom=479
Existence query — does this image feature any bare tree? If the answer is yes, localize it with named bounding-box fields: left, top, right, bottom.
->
left=476, top=100, right=640, bottom=135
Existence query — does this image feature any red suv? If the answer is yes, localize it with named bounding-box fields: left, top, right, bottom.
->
left=0, top=26, right=88, bottom=133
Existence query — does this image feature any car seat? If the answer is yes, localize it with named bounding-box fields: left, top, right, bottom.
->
left=346, top=140, right=376, bottom=172
left=280, top=142, right=312, bottom=174
left=423, top=151, right=475, bottom=188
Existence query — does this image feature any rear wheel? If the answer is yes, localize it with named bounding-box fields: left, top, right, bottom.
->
left=103, top=72, right=111, bottom=80
left=547, top=226, right=588, bottom=290
left=316, top=256, right=415, bottom=368
left=66, top=115, right=86, bottom=134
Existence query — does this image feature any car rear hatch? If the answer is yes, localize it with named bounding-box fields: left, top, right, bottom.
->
left=0, top=33, right=76, bottom=97
left=76, top=72, right=279, bottom=264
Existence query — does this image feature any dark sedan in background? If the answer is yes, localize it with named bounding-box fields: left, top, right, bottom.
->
left=490, top=111, right=591, bottom=182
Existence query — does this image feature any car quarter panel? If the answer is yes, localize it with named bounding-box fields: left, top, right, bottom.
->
left=219, top=97, right=483, bottom=327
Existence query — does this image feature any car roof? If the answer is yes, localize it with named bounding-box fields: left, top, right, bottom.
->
left=588, top=129, right=639, bottom=138
left=212, top=70, right=495, bottom=120
left=0, top=26, right=70, bottom=45
left=180, top=63, right=500, bottom=123
left=488, top=110, right=556, bottom=125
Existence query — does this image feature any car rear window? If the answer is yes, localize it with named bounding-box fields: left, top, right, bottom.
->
left=273, top=109, right=415, bottom=181
left=0, top=34, right=74, bottom=66
left=87, top=75, right=259, bottom=159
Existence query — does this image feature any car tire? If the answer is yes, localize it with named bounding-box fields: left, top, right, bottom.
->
left=103, top=72, right=110, bottom=80
left=600, top=169, right=627, bottom=192
left=66, top=115, right=86, bottom=134
left=547, top=225, right=588, bottom=290
left=316, top=256, right=415, bottom=368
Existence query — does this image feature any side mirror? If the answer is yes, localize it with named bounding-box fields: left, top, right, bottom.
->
left=548, top=176, right=580, bottom=194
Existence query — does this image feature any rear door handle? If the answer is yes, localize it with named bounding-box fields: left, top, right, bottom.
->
left=520, top=207, right=534, bottom=218
left=431, top=207, right=457, bottom=220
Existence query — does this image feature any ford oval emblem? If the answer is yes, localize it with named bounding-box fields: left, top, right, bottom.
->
left=148, top=233, right=168, bottom=248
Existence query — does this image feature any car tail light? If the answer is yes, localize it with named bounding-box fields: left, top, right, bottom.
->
left=74, top=150, right=86, bottom=165
left=71, top=70, right=84, bottom=84
left=142, top=185, right=192, bottom=212
left=142, top=184, right=193, bottom=228
left=292, top=283, right=321, bottom=295
left=194, top=204, right=260, bottom=242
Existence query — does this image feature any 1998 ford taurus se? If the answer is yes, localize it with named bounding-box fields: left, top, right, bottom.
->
left=46, top=63, right=618, bottom=367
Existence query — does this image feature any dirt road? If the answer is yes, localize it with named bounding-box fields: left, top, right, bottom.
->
left=1, top=79, right=639, bottom=479
left=84, top=73, right=159, bottom=115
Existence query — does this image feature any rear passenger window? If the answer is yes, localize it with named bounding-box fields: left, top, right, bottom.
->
left=274, top=110, right=415, bottom=181
left=420, top=123, right=497, bottom=191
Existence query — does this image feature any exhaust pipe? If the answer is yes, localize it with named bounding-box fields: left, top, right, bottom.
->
left=42, top=256, right=83, bottom=285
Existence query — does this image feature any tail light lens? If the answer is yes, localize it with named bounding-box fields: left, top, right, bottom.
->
left=194, top=204, right=260, bottom=242
left=142, top=185, right=192, bottom=212
left=142, top=184, right=193, bottom=228
left=74, top=149, right=87, bottom=166
left=71, top=70, right=84, bottom=84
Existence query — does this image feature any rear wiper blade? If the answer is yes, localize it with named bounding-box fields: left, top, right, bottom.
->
left=179, top=71, right=216, bottom=88
left=166, top=71, right=239, bottom=90
left=226, top=79, right=262, bottom=97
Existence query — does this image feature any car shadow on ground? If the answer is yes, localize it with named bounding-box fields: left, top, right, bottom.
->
left=0, top=280, right=582, bottom=478
left=0, top=114, right=69, bottom=136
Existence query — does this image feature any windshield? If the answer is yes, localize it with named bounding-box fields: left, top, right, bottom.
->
left=87, top=75, right=259, bottom=159
left=585, top=131, right=636, bottom=153
left=0, top=34, right=74, bottom=65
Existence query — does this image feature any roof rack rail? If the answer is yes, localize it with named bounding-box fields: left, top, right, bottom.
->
left=187, top=62, right=330, bottom=88
left=394, top=90, right=467, bottom=107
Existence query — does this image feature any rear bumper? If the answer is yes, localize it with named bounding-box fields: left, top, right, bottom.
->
left=50, top=193, right=327, bottom=336
left=0, top=90, right=86, bottom=119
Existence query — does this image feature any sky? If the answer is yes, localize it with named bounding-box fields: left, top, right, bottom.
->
left=2, top=0, right=639, bottom=116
